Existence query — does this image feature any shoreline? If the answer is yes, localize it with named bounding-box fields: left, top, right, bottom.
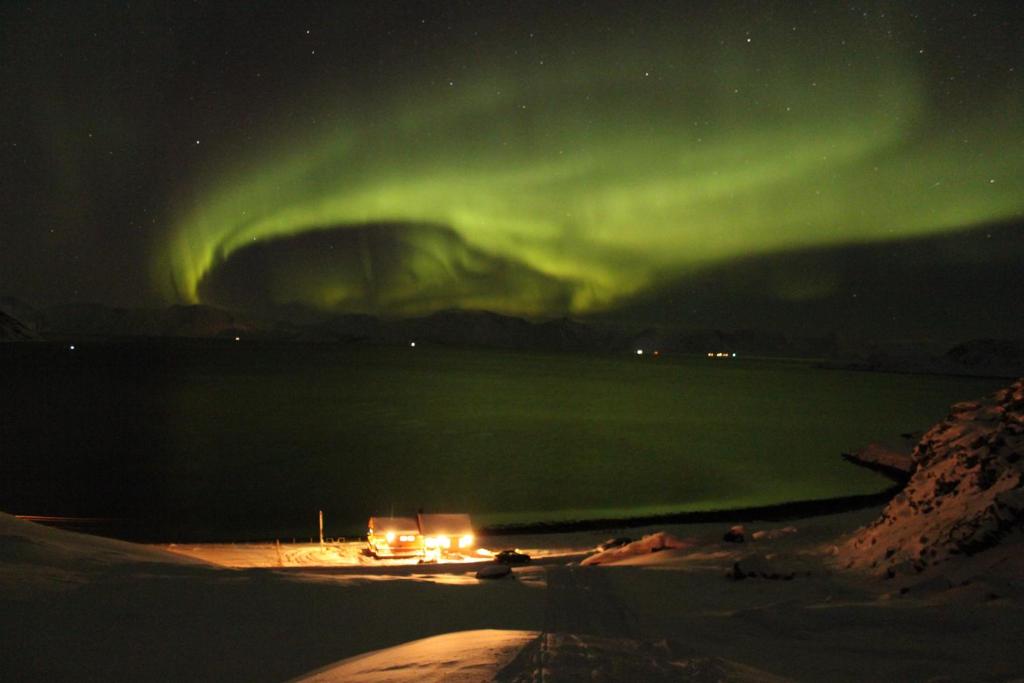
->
left=480, top=483, right=902, bottom=536
left=21, top=483, right=902, bottom=544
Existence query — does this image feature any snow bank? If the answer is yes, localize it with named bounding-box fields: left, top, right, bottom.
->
left=296, top=630, right=795, bottom=683
left=0, top=512, right=199, bottom=597
left=293, top=629, right=538, bottom=682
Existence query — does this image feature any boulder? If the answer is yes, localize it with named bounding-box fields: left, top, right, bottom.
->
left=723, top=525, right=745, bottom=543
left=475, top=563, right=512, bottom=580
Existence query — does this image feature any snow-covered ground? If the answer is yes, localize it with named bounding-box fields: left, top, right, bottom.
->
left=4, top=507, right=1024, bottom=681
left=160, top=538, right=584, bottom=569
left=294, top=629, right=539, bottom=682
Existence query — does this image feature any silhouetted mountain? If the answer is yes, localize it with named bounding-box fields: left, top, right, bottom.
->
left=41, top=303, right=159, bottom=336
left=158, top=304, right=255, bottom=338
left=311, top=309, right=607, bottom=350
left=0, top=296, right=43, bottom=331
left=4, top=294, right=1020, bottom=374
left=35, top=303, right=258, bottom=339
left=945, top=339, right=1024, bottom=373
left=0, top=310, right=38, bottom=341
left=604, top=221, right=1024, bottom=345
left=821, top=338, right=1024, bottom=378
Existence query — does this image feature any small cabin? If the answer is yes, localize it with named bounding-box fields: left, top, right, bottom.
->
left=366, top=516, right=423, bottom=558
left=417, top=513, right=475, bottom=560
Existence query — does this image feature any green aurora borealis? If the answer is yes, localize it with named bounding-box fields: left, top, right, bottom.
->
left=2, top=2, right=1021, bottom=321
left=162, top=4, right=1024, bottom=318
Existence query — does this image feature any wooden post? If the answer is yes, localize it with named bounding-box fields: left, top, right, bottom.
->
left=318, top=510, right=324, bottom=546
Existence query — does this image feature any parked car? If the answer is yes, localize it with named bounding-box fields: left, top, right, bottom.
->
left=596, top=537, right=632, bottom=552
left=493, top=549, right=531, bottom=565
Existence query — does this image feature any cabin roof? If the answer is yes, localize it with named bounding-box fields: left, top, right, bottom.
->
left=417, top=513, right=473, bottom=535
left=368, top=516, right=419, bottom=532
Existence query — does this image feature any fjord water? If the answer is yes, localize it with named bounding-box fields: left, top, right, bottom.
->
left=0, top=342, right=1001, bottom=541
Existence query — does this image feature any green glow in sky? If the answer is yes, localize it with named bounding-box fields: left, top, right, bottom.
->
left=161, top=10, right=1024, bottom=317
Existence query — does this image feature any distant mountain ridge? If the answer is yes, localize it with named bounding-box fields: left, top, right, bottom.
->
left=0, top=310, right=38, bottom=341
left=0, top=298, right=254, bottom=340
left=1, top=296, right=1021, bottom=376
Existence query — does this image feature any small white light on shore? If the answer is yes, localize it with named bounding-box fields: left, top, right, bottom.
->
left=69, top=345, right=75, bottom=351
left=410, top=341, right=416, bottom=348
left=636, top=349, right=643, bottom=355
left=234, top=336, right=240, bottom=342
left=732, top=352, right=737, bottom=358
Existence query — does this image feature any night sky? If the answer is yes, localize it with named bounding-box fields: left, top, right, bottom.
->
left=2, top=1, right=1022, bottom=338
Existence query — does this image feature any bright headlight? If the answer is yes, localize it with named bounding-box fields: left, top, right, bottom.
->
left=458, top=534, right=474, bottom=548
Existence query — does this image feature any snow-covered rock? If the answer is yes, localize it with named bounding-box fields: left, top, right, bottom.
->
left=581, top=532, right=691, bottom=566
left=838, top=379, right=1024, bottom=576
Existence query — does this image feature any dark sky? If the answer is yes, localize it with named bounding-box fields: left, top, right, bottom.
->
left=1, top=1, right=1022, bottom=340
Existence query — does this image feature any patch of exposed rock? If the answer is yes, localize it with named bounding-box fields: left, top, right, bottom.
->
left=838, top=379, right=1024, bottom=577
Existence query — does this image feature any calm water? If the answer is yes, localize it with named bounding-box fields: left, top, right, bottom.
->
left=0, top=341, right=1001, bottom=541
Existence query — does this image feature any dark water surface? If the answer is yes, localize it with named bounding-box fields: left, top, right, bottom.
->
left=0, top=341, right=1001, bottom=541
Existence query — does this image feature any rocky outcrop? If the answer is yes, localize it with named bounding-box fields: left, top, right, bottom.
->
left=838, top=379, right=1024, bottom=576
